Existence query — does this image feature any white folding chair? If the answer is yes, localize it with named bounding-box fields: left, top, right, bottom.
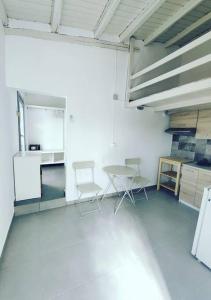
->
left=125, top=158, right=150, bottom=202
left=72, top=161, right=102, bottom=216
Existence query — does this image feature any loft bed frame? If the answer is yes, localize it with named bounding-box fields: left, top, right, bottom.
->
left=127, top=31, right=211, bottom=111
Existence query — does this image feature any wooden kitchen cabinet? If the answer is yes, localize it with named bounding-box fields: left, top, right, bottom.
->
left=170, top=111, right=198, bottom=128
left=196, top=109, right=211, bottom=139
left=195, top=170, right=211, bottom=208
left=179, top=165, right=211, bottom=210
left=180, top=165, right=198, bottom=182
left=180, top=165, right=198, bottom=207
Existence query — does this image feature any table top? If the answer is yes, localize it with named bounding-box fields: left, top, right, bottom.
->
left=103, top=165, right=136, bottom=177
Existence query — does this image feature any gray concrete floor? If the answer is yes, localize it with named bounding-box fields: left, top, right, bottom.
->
left=0, top=190, right=211, bottom=300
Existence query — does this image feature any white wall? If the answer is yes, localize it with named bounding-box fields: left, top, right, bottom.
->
left=0, top=26, right=15, bottom=256
left=5, top=35, right=172, bottom=201
left=26, top=107, right=64, bottom=150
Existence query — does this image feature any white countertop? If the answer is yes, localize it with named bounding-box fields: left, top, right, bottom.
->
left=14, top=151, right=41, bottom=158
left=26, top=150, right=64, bottom=153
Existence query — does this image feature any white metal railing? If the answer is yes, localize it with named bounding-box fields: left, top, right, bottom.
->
left=130, top=31, right=211, bottom=93
left=130, top=54, right=211, bottom=93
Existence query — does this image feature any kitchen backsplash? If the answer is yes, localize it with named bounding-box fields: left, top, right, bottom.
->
left=171, top=135, right=211, bottom=161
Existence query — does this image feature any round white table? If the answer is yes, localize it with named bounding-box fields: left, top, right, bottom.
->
left=102, top=165, right=136, bottom=214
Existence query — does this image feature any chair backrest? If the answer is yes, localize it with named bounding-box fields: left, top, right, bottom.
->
left=125, top=158, right=141, bottom=175
left=72, top=161, right=95, bottom=170
left=72, top=161, right=95, bottom=185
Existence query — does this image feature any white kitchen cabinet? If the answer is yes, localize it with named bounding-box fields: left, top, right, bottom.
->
left=14, top=152, right=41, bottom=201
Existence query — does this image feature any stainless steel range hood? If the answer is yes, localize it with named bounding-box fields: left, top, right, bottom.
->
left=165, top=128, right=196, bottom=136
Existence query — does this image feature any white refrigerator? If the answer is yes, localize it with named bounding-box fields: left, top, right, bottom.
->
left=192, top=187, right=211, bottom=269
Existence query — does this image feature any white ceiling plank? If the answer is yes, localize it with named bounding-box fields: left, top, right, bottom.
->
left=119, top=0, right=166, bottom=42
left=0, top=0, right=8, bottom=25
left=144, top=0, right=204, bottom=45
left=51, top=0, right=63, bottom=33
left=94, top=0, right=121, bottom=38
left=165, top=11, right=211, bottom=47
left=154, top=97, right=211, bottom=111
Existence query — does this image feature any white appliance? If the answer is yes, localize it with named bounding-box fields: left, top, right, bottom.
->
left=192, top=187, right=211, bottom=269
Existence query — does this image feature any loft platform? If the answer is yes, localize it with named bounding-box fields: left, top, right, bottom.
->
left=129, top=78, right=211, bottom=111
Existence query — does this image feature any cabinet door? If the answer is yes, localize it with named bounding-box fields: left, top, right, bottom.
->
left=180, top=181, right=196, bottom=206
left=180, top=166, right=198, bottom=206
left=14, top=156, right=41, bottom=201
left=170, top=111, right=198, bottom=128
left=196, top=109, right=211, bottom=139
left=195, top=170, right=211, bottom=208
left=181, top=165, right=198, bottom=182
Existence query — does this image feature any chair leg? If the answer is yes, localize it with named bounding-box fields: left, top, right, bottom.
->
left=77, top=193, right=84, bottom=216
left=144, top=187, right=149, bottom=201
left=101, top=182, right=111, bottom=201
left=126, top=190, right=135, bottom=207
left=114, top=191, right=127, bottom=215
left=135, top=187, right=143, bottom=193
left=127, top=179, right=136, bottom=206
left=96, top=193, right=101, bottom=211
left=131, top=190, right=136, bottom=206
left=132, top=186, right=149, bottom=201
left=78, top=192, right=101, bottom=217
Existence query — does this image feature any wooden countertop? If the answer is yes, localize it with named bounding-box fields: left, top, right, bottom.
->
left=160, top=156, right=192, bottom=164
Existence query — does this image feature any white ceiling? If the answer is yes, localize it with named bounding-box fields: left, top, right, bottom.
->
left=61, top=0, right=109, bottom=31
left=3, top=0, right=53, bottom=23
left=104, top=0, right=154, bottom=36
left=1, top=0, right=211, bottom=48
